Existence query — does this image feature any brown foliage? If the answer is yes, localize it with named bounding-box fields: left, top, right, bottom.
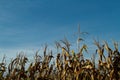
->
left=0, top=40, right=120, bottom=80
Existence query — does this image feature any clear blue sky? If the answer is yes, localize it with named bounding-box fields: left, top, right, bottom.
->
left=0, top=0, right=120, bottom=61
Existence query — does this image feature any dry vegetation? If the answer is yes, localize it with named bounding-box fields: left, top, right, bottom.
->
left=0, top=39, right=120, bottom=80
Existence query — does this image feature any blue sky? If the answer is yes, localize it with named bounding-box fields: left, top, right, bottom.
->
left=0, top=0, right=120, bottom=61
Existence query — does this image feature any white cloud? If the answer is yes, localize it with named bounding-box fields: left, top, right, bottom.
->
left=0, top=45, right=57, bottom=64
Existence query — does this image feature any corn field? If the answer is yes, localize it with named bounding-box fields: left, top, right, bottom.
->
left=0, top=39, right=120, bottom=80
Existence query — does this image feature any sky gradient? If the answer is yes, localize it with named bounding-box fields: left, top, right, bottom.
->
left=0, top=0, right=120, bottom=61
